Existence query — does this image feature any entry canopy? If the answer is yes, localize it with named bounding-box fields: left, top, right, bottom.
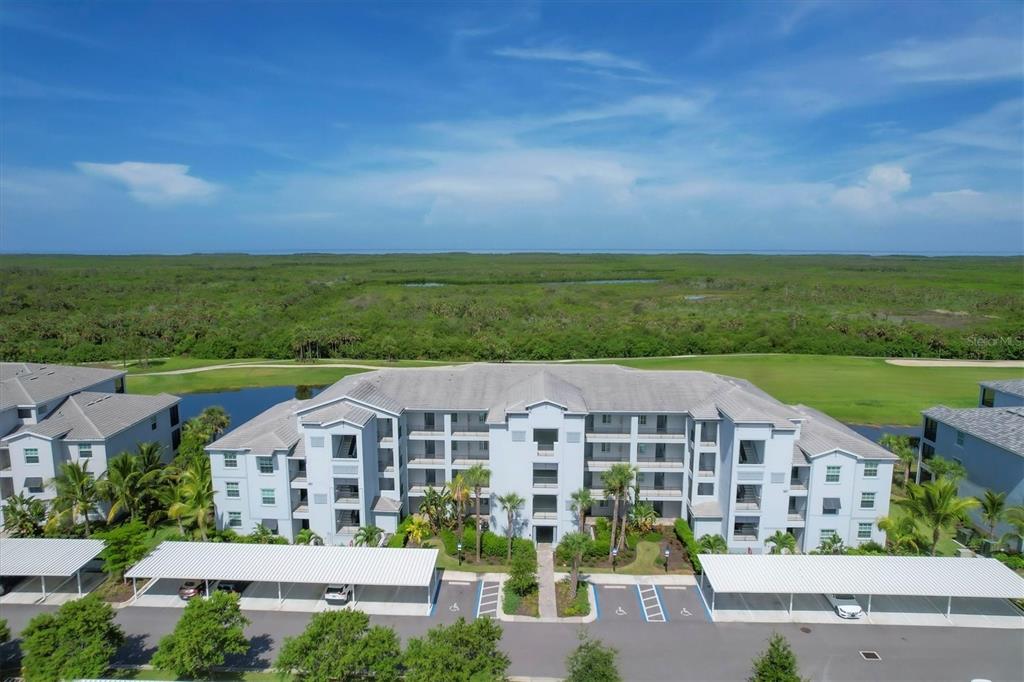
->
left=699, top=554, right=1024, bottom=600
left=126, top=541, right=438, bottom=588
left=0, top=538, right=105, bottom=577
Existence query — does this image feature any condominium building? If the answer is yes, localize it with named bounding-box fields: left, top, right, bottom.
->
left=0, top=363, right=181, bottom=521
left=208, top=364, right=894, bottom=552
left=919, top=378, right=1024, bottom=545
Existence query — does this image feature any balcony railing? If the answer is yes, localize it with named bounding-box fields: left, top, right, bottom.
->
left=292, top=502, right=309, bottom=514
left=452, top=455, right=490, bottom=466
left=334, top=488, right=360, bottom=504
left=533, top=510, right=558, bottom=519
left=636, top=457, right=684, bottom=468
left=638, top=486, right=683, bottom=497
left=532, top=478, right=559, bottom=489
left=735, top=499, right=761, bottom=511
left=336, top=524, right=359, bottom=535
left=408, top=456, right=446, bottom=467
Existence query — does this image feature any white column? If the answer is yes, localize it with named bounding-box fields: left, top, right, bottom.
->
left=204, top=578, right=210, bottom=596
left=788, top=593, right=793, bottom=614
left=277, top=582, right=282, bottom=602
left=867, top=594, right=872, bottom=617
left=41, top=575, right=47, bottom=600
left=76, top=571, right=82, bottom=596
left=946, top=595, right=952, bottom=619
left=711, top=590, right=715, bottom=614
left=132, top=578, right=138, bottom=600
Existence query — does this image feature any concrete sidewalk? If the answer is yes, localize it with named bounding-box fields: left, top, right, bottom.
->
left=537, top=544, right=557, bottom=619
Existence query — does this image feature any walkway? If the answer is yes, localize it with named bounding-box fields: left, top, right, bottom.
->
left=537, top=544, right=557, bottom=619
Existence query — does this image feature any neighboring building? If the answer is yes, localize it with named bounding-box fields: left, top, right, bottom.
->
left=0, top=362, right=180, bottom=521
left=918, top=378, right=1024, bottom=543
left=207, top=363, right=894, bottom=553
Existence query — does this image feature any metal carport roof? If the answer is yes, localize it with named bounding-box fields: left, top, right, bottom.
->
left=699, top=554, right=1024, bottom=599
left=0, top=538, right=105, bottom=577
left=126, top=541, right=438, bottom=587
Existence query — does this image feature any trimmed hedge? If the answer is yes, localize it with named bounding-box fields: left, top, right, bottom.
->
left=994, top=552, right=1024, bottom=571
left=440, top=527, right=535, bottom=562
left=674, top=518, right=702, bottom=573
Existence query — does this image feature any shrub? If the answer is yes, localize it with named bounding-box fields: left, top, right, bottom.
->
left=506, top=547, right=538, bottom=596
left=151, top=591, right=250, bottom=679
left=994, top=552, right=1024, bottom=570
left=565, top=632, right=619, bottom=682
left=749, top=633, right=806, bottom=682
left=643, top=530, right=663, bottom=543
left=558, top=579, right=591, bottom=617
left=439, top=528, right=458, bottom=556
left=20, top=595, right=124, bottom=682
left=403, top=617, right=509, bottom=682
left=674, top=518, right=702, bottom=573
left=275, top=610, right=401, bottom=681
left=502, top=588, right=521, bottom=615
left=388, top=516, right=414, bottom=548
left=625, top=532, right=640, bottom=551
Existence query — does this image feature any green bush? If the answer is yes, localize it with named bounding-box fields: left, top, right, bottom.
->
left=625, top=532, right=640, bottom=551
left=560, top=580, right=591, bottom=617
left=502, top=588, right=521, bottom=615
left=439, top=528, right=458, bottom=556
left=643, top=530, right=663, bottom=543
left=387, top=516, right=414, bottom=548
left=674, top=519, right=702, bottom=573
left=506, top=547, right=538, bottom=596
left=994, top=552, right=1024, bottom=570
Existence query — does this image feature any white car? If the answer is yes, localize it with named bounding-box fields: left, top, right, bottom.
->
left=324, top=584, right=354, bottom=604
left=825, top=593, right=864, bottom=619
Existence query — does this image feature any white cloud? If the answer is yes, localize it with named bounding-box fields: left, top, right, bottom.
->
left=493, top=46, right=647, bottom=72
left=75, top=161, right=219, bottom=205
left=867, top=35, right=1023, bottom=83
left=833, top=164, right=910, bottom=211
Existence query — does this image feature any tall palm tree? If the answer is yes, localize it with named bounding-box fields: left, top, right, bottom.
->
left=447, top=473, right=471, bottom=547
left=764, top=530, right=797, bottom=555
left=48, top=460, right=100, bottom=535
left=560, top=531, right=590, bottom=599
left=177, top=457, right=215, bottom=540
left=2, top=492, right=46, bottom=537
left=407, top=515, right=431, bottom=547
left=880, top=434, right=915, bottom=485
left=496, top=492, right=524, bottom=561
left=897, top=479, right=979, bottom=555
left=603, top=463, right=635, bottom=559
left=877, top=515, right=926, bottom=554
left=151, top=475, right=189, bottom=535
left=818, top=533, right=845, bottom=555
left=570, top=488, right=593, bottom=533
left=354, top=524, right=383, bottom=547
left=926, top=456, right=967, bottom=483
left=999, top=505, right=1024, bottom=551
left=976, top=490, right=1007, bottom=541
left=464, top=464, right=490, bottom=561
left=198, top=406, right=231, bottom=439
left=697, top=534, right=728, bottom=554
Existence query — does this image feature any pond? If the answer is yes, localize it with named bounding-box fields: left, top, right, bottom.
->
left=176, top=385, right=920, bottom=445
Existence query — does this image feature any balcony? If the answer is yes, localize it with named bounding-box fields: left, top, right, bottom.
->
left=733, top=518, right=759, bottom=542
left=585, top=454, right=630, bottom=470
left=584, top=431, right=631, bottom=443
left=407, top=456, right=446, bottom=468
left=532, top=472, right=559, bottom=489
left=637, top=486, right=683, bottom=498
left=292, top=502, right=309, bottom=515
left=735, top=485, right=761, bottom=511
left=451, top=425, right=489, bottom=441
left=334, top=484, right=360, bottom=505
left=636, top=456, right=684, bottom=469
left=636, top=431, right=685, bottom=443
left=0, top=449, right=11, bottom=473
left=452, top=455, right=490, bottom=467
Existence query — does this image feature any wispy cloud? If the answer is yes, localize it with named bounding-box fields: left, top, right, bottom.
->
left=0, top=74, right=130, bottom=102
left=866, top=35, right=1023, bottom=83
left=75, top=162, right=219, bottom=205
left=493, top=46, right=647, bottom=72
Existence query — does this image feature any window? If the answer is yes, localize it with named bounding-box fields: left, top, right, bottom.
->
left=260, top=488, right=276, bottom=505
left=860, top=492, right=876, bottom=509
left=451, top=441, right=459, bottom=452
left=923, top=417, right=937, bottom=442
left=379, top=478, right=395, bottom=491
left=825, top=465, right=841, bottom=483
left=226, top=482, right=240, bottom=498
left=257, top=456, right=273, bottom=474
left=17, top=408, right=31, bottom=419
left=114, top=377, right=125, bottom=393
left=639, top=415, right=647, bottom=425
left=738, top=441, right=764, bottom=465
left=921, top=442, right=935, bottom=459
left=601, top=414, right=611, bottom=424
left=479, top=413, right=486, bottom=423
left=26, top=477, right=44, bottom=493
left=224, top=453, right=238, bottom=468
left=638, top=443, right=647, bottom=455
left=512, top=430, right=526, bottom=442
left=858, top=523, right=873, bottom=540
left=956, top=430, right=964, bottom=446
left=702, top=422, right=718, bottom=444
left=451, top=413, right=459, bottom=423
left=424, top=413, right=435, bottom=430
left=172, top=428, right=181, bottom=450
left=24, top=448, right=39, bottom=464
left=170, top=405, right=180, bottom=426
left=482, top=441, right=489, bottom=451
left=864, top=462, right=878, bottom=478
left=425, top=441, right=436, bottom=456
left=150, top=416, right=158, bottom=431
left=819, top=529, right=836, bottom=544
left=228, top=511, right=242, bottom=528
left=78, top=444, right=92, bottom=459
left=981, top=387, right=995, bottom=407
left=822, top=498, right=840, bottom=515
left=310, top=436, right=324, bottom=449
left=697, top=482, right=714, bottom=496
left=600, top=443, right=610, bottom=453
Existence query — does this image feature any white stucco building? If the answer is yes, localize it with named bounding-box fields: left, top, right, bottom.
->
left=207, top=363, right=894, bottom=552
left=0, top=363, right=180, bottom=521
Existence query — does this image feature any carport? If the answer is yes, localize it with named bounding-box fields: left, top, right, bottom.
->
left=125, top=541, right=439, bottom=615
left=696, top=554, right=1024, bottom=628
left=0, top=537, right=106, bottom=602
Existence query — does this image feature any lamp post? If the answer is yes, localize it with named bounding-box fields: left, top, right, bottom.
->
left=457, top=541, right=463, bottom=566
left=611, top=547, right=618, bottom=573
left=663, top=544, right=670, bottom=573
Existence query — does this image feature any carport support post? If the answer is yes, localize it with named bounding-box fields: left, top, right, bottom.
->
left=76, top=570, right=82, bottom=596
left=788, top=593, right=793, bottom=614
left=277, top=581, right=282, bottom=603
left=205, top=578, right=209, bottom=596
left=41, top=575, right=47, bottom=599
left=946, top=595, right=952, bottom=619
left=132, top=577, right=138, bottom=600
left=867, top=594, right=872, bottom=617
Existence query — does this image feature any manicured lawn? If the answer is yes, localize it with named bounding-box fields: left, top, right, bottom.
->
left=555, top=578, right=590, bottom=617
left=590, top=354, right=1023, bottom=425
left=583, top=540, right=692, bottom=575
left=126, top=365, right=373, bottom=395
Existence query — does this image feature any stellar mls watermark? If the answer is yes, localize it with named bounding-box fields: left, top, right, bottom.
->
left=965, top=336, right=1020, bottom=348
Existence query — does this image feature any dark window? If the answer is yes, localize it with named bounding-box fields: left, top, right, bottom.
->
left=17, top=408, right=31, bottom=419
left=921, top=442, right=935, bottom=460
left=114, top=377, right=125, bottom=393
left=172, top=427, right=181, bottom=450
left=981, top=388, right=995, bottom=407
left=170, top=405, right=180, bottom=427
left=923, top=417, right=937, bottom=442
left=424, top=413, right=435, bottom=430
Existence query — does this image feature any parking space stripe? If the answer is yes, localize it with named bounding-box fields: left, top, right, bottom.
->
left=476, top=580, right=500, bottom=619
left=635, top=584, right=648, bottom=622
left=636, top=584, right=666, bottom=623
left=656, top=586, right=669, bottom=622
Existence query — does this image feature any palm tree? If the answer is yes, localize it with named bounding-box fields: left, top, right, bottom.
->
left=926, top=456, right=967, bottom=483
left=295, top=528, right=323, bottom=545
left=496, top=492, right=525, bottom=561
left=818, top=532, right=845, bottom=555
left=697, top=534, right=728, bottom=554
left=569, top=488, right=593, bottom=533
left=354, top=524, right=383, bottom=547
left=898, top=479, right=979, bottom=555
left=880, top=434, right=915, bottom=485
left=764, top=530, right=797, bottom=555
left=177, top=457, right=215, bottom=540
left=249, top=524, right=277, bottom=544
left=999, top=505, right=1024, bottom=551
left=48, top=460, right=100, bottom=535
left=560, top=531, right=590, bottom=599
left=447, top=473, right=471, bottom=547
left=2, top=492, right=46, bottom=537
left=976, top=490, right=1007, bottom=542
left=603, top=463, right=635, bottom=558
left=419, top=486, right=451, bottom=533
left=151, top=476, right=189, bottom=535
left=464, top=464, right=490, bottom=561
left=407, top=515, right=431, bottom=547
left=101, top=452, right=163, bottom=523
left=198, top=406, right=231, bottom=439
left=628, top=501, right=657, bottom=534
left=877, top=515, right=926, bottom=554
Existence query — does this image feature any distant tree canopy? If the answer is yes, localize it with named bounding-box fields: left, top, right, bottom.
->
left=2, top=254, right=1021, bottom=363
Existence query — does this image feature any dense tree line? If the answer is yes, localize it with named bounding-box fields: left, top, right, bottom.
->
left=1, top=254, right=1021, bottom=362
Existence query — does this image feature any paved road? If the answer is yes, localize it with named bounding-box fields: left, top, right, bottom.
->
left=2, top=600, right=1021, bottom=681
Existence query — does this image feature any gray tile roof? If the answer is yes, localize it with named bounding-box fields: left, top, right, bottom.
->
left=372, top=495, right=402, bottom=513
left=208, top=399, right=302, bottom=452
left=924, top=406, right=1024, bottom=456
left=3, top=392, right=178, bottom=441
left=298, top=401, right=376, bottom=428
left=980, top=379, right=1024, bottom=399
left=793, top=404, right=897, bottom=460
left=1, top=362, right=125, bottom=411
left=689, top=500, right=723, bottom=517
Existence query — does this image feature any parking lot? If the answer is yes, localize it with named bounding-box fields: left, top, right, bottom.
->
left=0, top=572, right=106, bottom=606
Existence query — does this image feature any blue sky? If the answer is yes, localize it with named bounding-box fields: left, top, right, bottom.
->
left=2, top=1, right=1022, bottom=254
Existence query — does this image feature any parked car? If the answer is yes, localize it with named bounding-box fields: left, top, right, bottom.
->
left=324, top=584, right=354, bottom=604
left=825, top=593, right=864, bottom=619
left=178, top=580, right=207, bottom=600
left=215, top=581, right=250, bottom=595
left=0, top=576, right=24, bottom=596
